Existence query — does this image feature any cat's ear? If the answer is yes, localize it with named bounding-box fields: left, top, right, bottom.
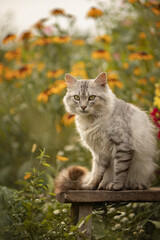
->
left=65, top=73, right=77, bottom=87
left=95, top=72, right=107, bottom=87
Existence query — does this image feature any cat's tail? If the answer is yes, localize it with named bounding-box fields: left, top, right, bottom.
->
left=54, top=166, right=89, bottom=194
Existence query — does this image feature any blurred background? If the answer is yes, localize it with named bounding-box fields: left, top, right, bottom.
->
left=0, top=0, right=160, bottom=239
left=0, top=0, right=160, bottom=187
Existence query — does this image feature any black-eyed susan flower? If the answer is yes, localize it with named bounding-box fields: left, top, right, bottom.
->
left=15, top=65, right=32, bottom=79
left=96, top=35, right=112, bottom=43
left=37, top=90, right=49, bottom=103
left=139, top=32, right=146, bottom=39
left=129, top=51, right=153, bottom=61
left=46, top=69, right=64, bottom=78
left=151, top=6, right=160, bottom=15
left=20, top=31, right=33, bottom=41
left=137, top=78, right=147, bottom=85
left=155, top=61, right=160, bottom=68
left=87, top=7, right=103, bottom=18
left=123, top=62, right=129, bottom=69
left=4, top=49, right=21, bottom=61
left=4, top=67, right=16, bottom=81
left=108, top=73, right=123, bottom=89
left=92, top=49, right=111, bottom=61
left=70, top=61, right=88, bottom=79
left=50, top=8, right=65, bottom=16
left=52, top=36, right=70, bottom=44
left=62, top=113, right=75, bottom=126
left=47, top=80, right=66, bottom=95
left=134, top=67, right=141, bottom=76
left=3, top=34, right=16, bottom=44
left=72, top=39, right=85, bottom=46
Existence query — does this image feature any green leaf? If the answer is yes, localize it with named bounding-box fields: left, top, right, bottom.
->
left=148, top=220, right=160, bottom=229
left=42, top=163, right=51, bottom=167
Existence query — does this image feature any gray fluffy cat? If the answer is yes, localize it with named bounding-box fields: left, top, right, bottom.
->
left=57, top=72, right=157, bottom=192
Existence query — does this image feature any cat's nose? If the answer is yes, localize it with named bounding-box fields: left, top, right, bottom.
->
left=81, top=106, right=87, bottom=111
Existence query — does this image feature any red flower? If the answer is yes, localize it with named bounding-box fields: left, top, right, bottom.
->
left=151, top=108, right=160, bottom=127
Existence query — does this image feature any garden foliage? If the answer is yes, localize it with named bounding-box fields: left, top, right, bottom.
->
left=0, top=0, right=160, bottom=239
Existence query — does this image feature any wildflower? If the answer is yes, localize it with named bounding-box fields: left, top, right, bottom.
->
left=123, top=62, right=129, bottom=69
left=31, top=143, right=37, bottom=153
left=50, top=8, right=65, bottom=16
left=129, top=213, right=135, bottom=218
left=53, top=36, right=70, bottom=44
left=62, top=208, right=67, bottom=213
left=24, top=173, right=32, bottom=180
left=128, top=0, right=138, bottom=3
left=47, top=80, right=66, bottom=95
left=150, top=76, right=155, bottom=82
left=115, top=224, right=121, bottom=230
left=87, top=7, right=103, bottom=18
left=156, top=22, right=160, bottom=28
left=15, top=65, right=32, bottom=79
left=62, top=113, right=75, bottom=126
left=137, top=78, right=147, bottom=85
left=20, top=31, right=33, bottom=41
left=92, top=49, right=111, bottom=61
left=72, top=39, right=85, bottom=46
left=129, top=51, right=153, bottom=61
left=113, top=215, right=121, bottom=220
left=120, top=217, right=129, bottom=223
left=4, top=49, right=21, bottom=61
left=70, top=61, right=88, bottom=79
left=108, top=73, right=123, bottom=89
left=3, top=34, right=16, bottom=44
left=155, top=61, right=160, bottom=68
left=0, top=63, right=4, bottom=75
left=139, top=32, right=146, bottom=39
left=96, top=35, right=112, bottom=43
left=37, top=90, right=49, bottom=103
left=151, top=6, right=160, bottom=15
left=46, top=69, right=64, bottom=78
left=33, top=21, right=44, bottom=30
left=53, top=209, right=60, bottom=215
left=56, top=155, right=69, bottom=161
left=154, top=84, right=160, bottom=109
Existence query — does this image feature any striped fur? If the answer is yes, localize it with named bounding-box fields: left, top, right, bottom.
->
left=63, top=72, right=157, bottom=191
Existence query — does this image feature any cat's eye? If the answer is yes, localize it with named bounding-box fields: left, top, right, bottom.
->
left=89, top=95, right=96, bottom=101
left=74, top=95, right=80, bottom=101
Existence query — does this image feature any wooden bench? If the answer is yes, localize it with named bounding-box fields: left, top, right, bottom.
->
left=56, top=188, right=160, bottom=239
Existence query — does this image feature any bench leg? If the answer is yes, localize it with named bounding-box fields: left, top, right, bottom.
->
left=71, top=203, right=93, bottom=239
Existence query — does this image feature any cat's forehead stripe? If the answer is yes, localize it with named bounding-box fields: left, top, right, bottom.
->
left=80, top=81, right=88, bottom=98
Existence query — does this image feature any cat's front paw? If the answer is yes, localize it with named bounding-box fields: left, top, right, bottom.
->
left=81, top=183, right=97, bottom=190
left=106, top=182, right=124, bottom=191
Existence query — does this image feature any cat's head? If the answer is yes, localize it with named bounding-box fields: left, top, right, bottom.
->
left=63, top=72, right=113, bottom=116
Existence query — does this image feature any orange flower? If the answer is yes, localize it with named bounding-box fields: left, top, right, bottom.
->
left=15, top=65, right=32, bottom=79
left=123, top=62, right=129, bottom=69
left=20, top=31, right=33, bottom=41
left=62, top=113, right=75, bottom=126
left=129, top=52, right=153, bottom=61
left=70, top=62, right=88, bottom=79
left=33, top=21, right=44, bottom=30
left=92, top=49, right=111, bottom=61
left=4, top=49, right=21, bottom=61
left=108, top=73, right=123, bottom=89
left=156, top=22, right=160, bottom=28
left=72, top=39, right=85, bottom=46
left=150, top=76, right=156, bottom=83
left=134, top=67, right=141, bottom=76
left=155, top=61, right=160, bottom=68
left=37, top=90, right=49, bottom=103
left=87, top=7, right=103, bottom=18
left=56, top=155, right=69, bottom=161
left=4, top=67, right=16, bottom=81
left=46, top=69, right=64, bottom=78
left=3, top=34, right=16, bottom=44
left=52, top=36, right=70, bottom=44
left=0, top=63, right=4, bottom=75
left=139, top=32, right=146, bottom=39
left=151, top=7, right=160, bottom=15
left=24, top=173, right=32, bottom=180
left=128, top=0, right=138, bottom=3
left=96, top=35, right=112, bottom=43
left=137, top=78, right=147, bottom=85
left=50, top=8, right=65, bottom=16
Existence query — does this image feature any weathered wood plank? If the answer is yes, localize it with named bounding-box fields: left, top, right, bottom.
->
left=56, top=187, right=160, bottom=203
left=78, top=203, right=92, bottom=240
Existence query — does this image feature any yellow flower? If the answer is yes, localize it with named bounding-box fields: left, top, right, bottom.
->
left=123, top=62, right=129, bottom=69
left=155, top=84, right=160, bottom=97
left=4, top=49, right=21, bottom=61
left=56, top=155, right=69, bottom=161
left=46, top=69, right=64, bottom=78
left=108, top=73, right=123, bottom=89
left=139, top=32, right=146, bottom=39
left=47, top=80, right=66, bottom=95
left=37, top=90, right=49, bottom=103
left=20, top=31, right=33, bottom=41
left=137, top=78, right=147, bottom=85
left=70, top=62, right=88, bottom=79
left=62, top=113, right=75, bottom=126
left=3, top=34, right=16, bottom=44
left=72, top=39, right=85, bottom=46
left=151, top=7, right=160, bottom=15
left=87, top=7, right=103, bottom=18
left=50, top=8, right=65, bottom=16
left=129, top=52, right=153, bottom=61
left=92, top=49, right=111, bottom=61
left=53, top=36, right=70, bottom=44
left=128, top=0, right=138, bottom=3
left=96, top=35, right=112, bottom=43
left=155, top=61, right=160, bottom=68
left=134, top=67, right=141, bottom=76
left=24, top=173, right=32, bottom=180
left=154, top=96, right=160, bottom=108
left=15, top=65, right=32, bottom=79
left=4, top=67, right=16, bottom=81
left=37, top=62, right=45, bottom=72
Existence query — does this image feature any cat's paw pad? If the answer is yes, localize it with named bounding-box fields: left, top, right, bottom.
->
left=106, top=183, right=124, bottom=191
